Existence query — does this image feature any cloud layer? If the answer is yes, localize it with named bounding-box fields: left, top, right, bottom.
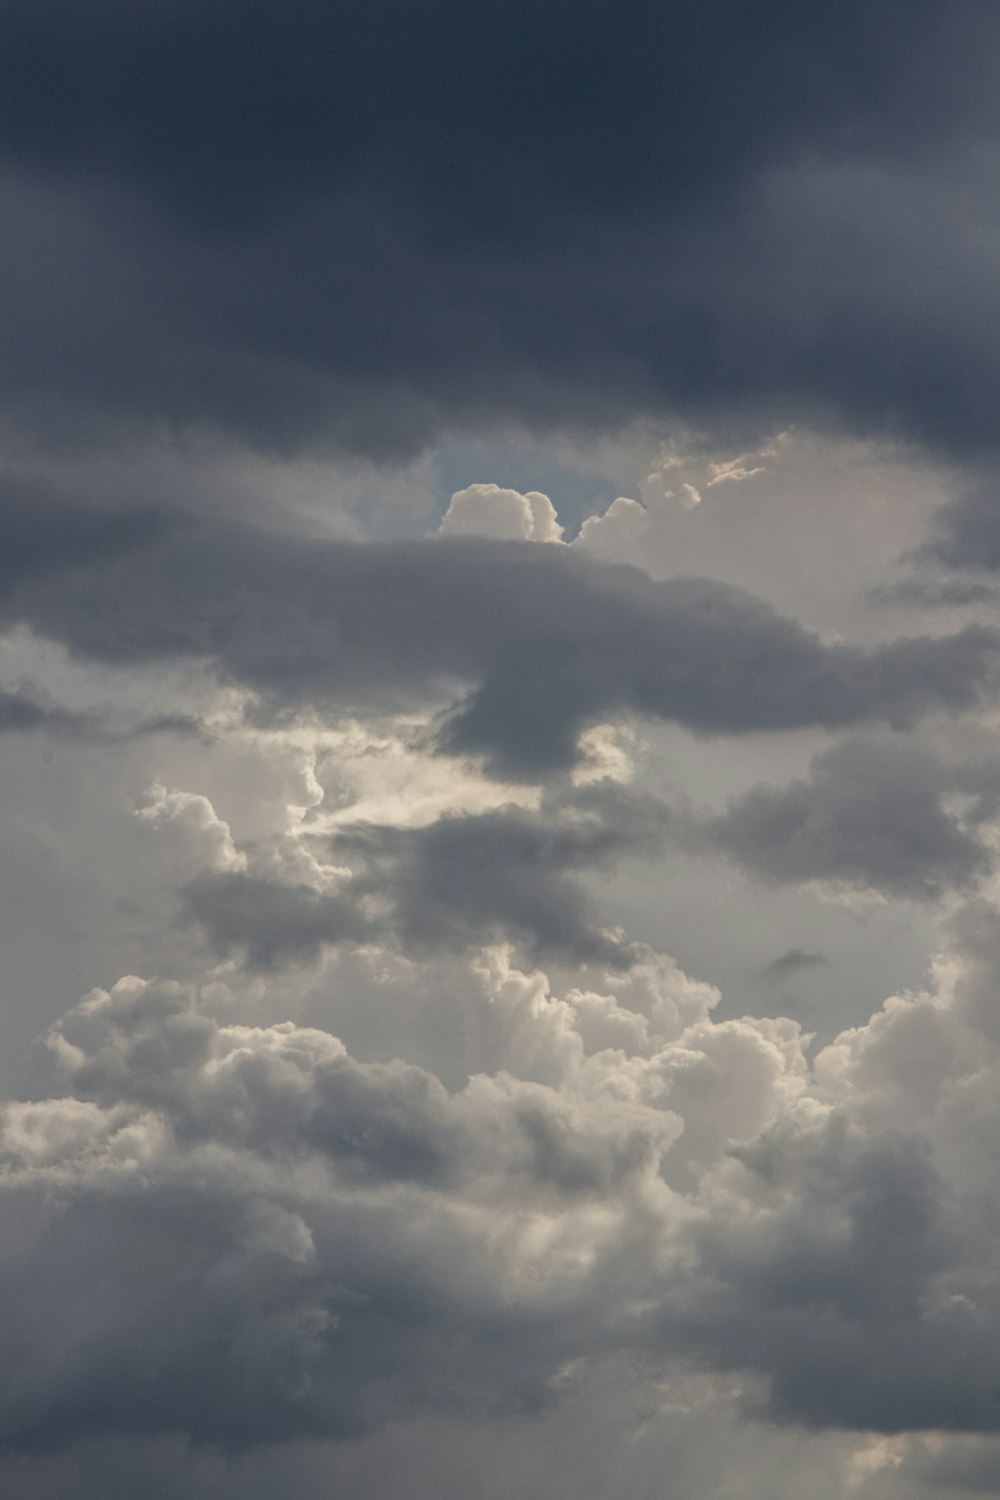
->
left=5, top=503, right=999, bottom=775
left=6, top=8, right=1000, bottom=1495
left=3, top=4, right=1000, bottom=456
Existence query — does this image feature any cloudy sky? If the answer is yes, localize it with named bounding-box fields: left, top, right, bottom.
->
left=8, top=4, right=1000, bottom=1496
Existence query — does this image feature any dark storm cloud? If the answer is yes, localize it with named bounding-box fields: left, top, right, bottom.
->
left=4, top=513, right=999, bottom=776
left=2, top=4, right=1000, bottom=453
left=701, top=738, right=990, bottom=901
left=185, top=785, right=668, bottom=969
left=0, top=481, right=171, bottom=597
left=4, top=0, right=980, bottom=224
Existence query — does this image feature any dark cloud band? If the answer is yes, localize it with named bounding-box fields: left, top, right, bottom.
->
left=2, top=4, right=1000, bottom=455
left=4, top=509, right=998, bottom=774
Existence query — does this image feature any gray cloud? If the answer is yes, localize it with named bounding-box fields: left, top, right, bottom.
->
left=4, top=508, right=999, bottom=777
left=666, top=1124, right=977, bottom=1432
left=8, top=5, right=1000, bottom=1483
left=182, top=871, right=372, bottom=971
left=699, top=737, right=990, bottom=900
left=1, top=8, right=1000, bottom=458
left=8, top=894, right=1000, bottom=1452
left=0, top=684, right=114, bottom=742
left=0, top=686, right=74, bottom=736
left=338, top=783, right=667, bottom=966
left=177, top=734, right=1000, bottom=972
left=0, top=975, right=680, bottom=1451
left=631, top=908, right=1000, bottom=1435
left=184, top=784, right=668, bottom=970
left=0, top=480, right=171, bottom=595
left=922, top=484, right=1000, bottom=574
left=870, top=573, right=1000, bottom=609
left=0, top=681, right=207, bottom=747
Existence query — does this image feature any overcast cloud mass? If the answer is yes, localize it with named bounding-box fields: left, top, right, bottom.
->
left=7, top=6, right=1000, bottom=1498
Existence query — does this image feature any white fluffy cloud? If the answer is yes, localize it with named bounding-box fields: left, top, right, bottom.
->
left=135, top=781, right=248, bottom=878
left=438, top=484, right=564, bottom=542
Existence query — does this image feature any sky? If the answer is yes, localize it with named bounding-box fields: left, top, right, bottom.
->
left=7, top=4, right=1000, bottom=1497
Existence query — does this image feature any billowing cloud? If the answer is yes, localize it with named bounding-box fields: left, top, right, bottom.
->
left=1, top=966, right=699, bottom=1449
left=7, top=889, right=1000, bottom=1453
left=655, top=905, right=1000, bottom=1431
left=438, top=486, right=563, bottom=543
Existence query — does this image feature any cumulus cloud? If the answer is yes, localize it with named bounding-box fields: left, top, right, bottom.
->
left=2, top=967, right=697, bottom=1449
left=656, top=912, right=1000, bottom=1431
left=8, top=886, right=1000, bottom=1452
left=438, top=485, right=563, bottom=543
left=135, top=782, right=247, bottom=881
left=298, top=945, right=719, bottom=1094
